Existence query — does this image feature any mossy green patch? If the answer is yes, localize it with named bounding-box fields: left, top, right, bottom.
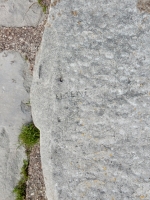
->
left=38, top=0, right=48, bottom=13
left=42, top=5, right=47, bottom=13
left=13, top=123, right=40, bottom=200
left=19, top=123, right=40, bottom=148
left=13, top=159, right=29, bottom=200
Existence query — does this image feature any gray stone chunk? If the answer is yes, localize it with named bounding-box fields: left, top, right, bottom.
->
left=0, top=0, right=44, bottom=27
left=0, top=51, right=31, bottom=200
left=31, top=0, right=150, bottom=199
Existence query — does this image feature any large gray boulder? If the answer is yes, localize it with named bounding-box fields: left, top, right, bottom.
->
left=31, top=0, right=150, bottom=199
left=0, top=0, right=44, bottom=27
left=0, top=51, right=31, bottom=200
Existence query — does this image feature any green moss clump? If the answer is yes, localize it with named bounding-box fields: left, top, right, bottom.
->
left=13, top=159, right=29, bottom=200
left=19, top=123, right=40, bottom=148
left=38, top=0, right=42, bottom=4
left=38, top=0, right=47, bottom=13
left=43, top=5, right=47, bottom=13
left=13, top=123, right=40, bottom=200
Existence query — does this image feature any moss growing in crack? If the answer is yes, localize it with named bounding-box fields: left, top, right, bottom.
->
left=13, top=159, right=29, bottom=200
left=42, top=5, right=47, bottom=13
left=13, top=123, right=40, bottom=200
left=38, top=0, right=42, bottom=3
left=38, top=0, right=47, bottom=13
left=19, top=123, right=40, bottom=148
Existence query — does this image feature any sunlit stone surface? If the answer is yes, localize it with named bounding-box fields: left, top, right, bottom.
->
left=31, top=0, right=150, bottom=199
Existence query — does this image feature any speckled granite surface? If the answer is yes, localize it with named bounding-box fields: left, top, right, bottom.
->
left=31, top=0, right=150, bottom=199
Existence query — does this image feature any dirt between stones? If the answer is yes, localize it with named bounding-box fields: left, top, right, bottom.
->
left=26, top=144, right=47, bottom=200
left=0, top=1, right=50, bottom=199
left=137, top=0, right=150, bottom=12
left=0, top=24, right=47, bottom=199
left=0, top=20, right=45, bottom=72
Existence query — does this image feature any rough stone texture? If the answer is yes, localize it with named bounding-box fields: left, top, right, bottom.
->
left=31, top=0, right=150, bottom=199
left=0, top=0, right=44, bottom=27
left=0, top=51, right=32, bottom=200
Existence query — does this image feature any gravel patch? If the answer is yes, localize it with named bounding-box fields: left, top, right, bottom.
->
left=0, top=19, right=46, bottom=71
left=137, top=0, right=150, bottom=13
left=26, top=144, right=47, bottom=200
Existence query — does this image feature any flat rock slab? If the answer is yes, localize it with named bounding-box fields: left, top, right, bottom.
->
left=0, top=0, right=44, bottom=27
left=31, top=0, right=150, bottom=199
left=0, top=51, right=31, bottom=200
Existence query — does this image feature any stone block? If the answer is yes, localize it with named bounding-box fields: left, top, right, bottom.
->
left=31, top=0, right=150, bottom=199
left=0, top=51, right=31, bottom=199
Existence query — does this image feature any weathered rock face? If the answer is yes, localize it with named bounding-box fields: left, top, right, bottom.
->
left=31, top=0, right=150, bottom=199
left=0, top=0, right=44, bottom=27
left=0, top=51, right=31, bottom=200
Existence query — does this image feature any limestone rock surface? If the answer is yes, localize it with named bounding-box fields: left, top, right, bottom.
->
left=0, top=0, right=44, bottom=27
left=31, top=0, right=150, bottom=199
left=0, top=51, right=31, bottom=200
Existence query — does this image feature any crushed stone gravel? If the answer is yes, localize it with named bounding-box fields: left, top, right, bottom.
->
left=0, top=20, right=46, bottom=72
left=26, top=144, right=47, bottom=200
